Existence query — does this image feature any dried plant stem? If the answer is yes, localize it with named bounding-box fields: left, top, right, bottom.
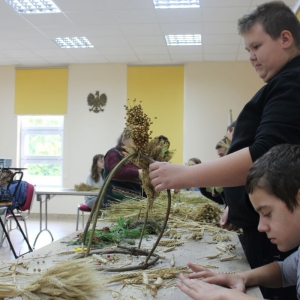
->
left=144, top=189, right=172, bottom=264
left=83, top=152, right=137, bottom=257
left=138, top=204, right=149, bottom=249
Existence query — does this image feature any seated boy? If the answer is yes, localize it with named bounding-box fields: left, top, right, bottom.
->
left=177, top=144, right=300, bottom=300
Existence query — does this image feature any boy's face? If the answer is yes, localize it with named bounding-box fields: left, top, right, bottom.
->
left=249, top=188, right=300, bottom=252
left=244, top=23, right=292, bottom=83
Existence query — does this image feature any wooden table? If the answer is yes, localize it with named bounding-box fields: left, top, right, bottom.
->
left=0, top=219, right=263, bottom=299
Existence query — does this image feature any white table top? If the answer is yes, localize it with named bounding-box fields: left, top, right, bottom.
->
left=1, top=220, right=263, bottom=299
left=35, top=187, right=99, bottom=196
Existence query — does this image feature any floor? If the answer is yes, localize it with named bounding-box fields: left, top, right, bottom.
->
left=0, top=216, right=80, bottom=261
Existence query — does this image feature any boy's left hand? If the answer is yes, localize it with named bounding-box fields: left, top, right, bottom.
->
left=177, top=274, right=226, bottom=300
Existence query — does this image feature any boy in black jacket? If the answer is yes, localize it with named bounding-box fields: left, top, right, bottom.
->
left=150, top=2, right=300, bottom=299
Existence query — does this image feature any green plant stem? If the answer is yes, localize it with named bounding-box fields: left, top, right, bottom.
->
left=83, top=152, right=137, bottom=257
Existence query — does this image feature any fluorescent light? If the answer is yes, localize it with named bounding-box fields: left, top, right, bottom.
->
left=153, top=0, right=200, bottom=9
left=5, top=0, right=60, bottom=13
left=52, top=37, right=94, bottom=49
left=165, top=34, right=202, bottom=46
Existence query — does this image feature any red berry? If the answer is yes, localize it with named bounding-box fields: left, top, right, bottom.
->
left=107, top=255, right=111, bottom=258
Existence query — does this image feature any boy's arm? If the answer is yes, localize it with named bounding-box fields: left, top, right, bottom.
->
left=149, top=148, right=252, bottom=191
left=240, top=262, right=282, bottom=288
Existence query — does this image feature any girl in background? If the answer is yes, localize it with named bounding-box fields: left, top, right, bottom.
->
left=85, top=154, right=104, bottom=209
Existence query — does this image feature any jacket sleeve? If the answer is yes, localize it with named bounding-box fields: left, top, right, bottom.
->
left=249, top=73, right=300, bottom=162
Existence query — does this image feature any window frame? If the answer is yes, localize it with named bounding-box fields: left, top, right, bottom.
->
left=19, top=116, right=64, bottom=187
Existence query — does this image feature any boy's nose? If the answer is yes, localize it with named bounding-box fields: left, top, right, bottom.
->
left=257, top=219, right=268, bottom=233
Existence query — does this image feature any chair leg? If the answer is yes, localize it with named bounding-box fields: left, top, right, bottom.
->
left=81, top=210, right=84, bottom=229
left=76, top=206, right=80, bottom=231
left=23, top=219, right=28, bottom=240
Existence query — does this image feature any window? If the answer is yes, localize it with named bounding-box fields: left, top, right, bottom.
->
left=19, top=116, right=64, bottom=187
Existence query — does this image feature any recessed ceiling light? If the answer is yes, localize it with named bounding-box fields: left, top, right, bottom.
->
left=153, top=0, right=200, bottom=9
left=52, top=37, right=94, bottom=49
left=165, top=34, right=202, bottom=46
left=5, top=0, right=61, bottom=13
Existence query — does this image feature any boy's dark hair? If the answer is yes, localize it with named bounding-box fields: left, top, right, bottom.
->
left=245, top=144, right=300, bottom=212
left=238, top=1, right=300, bottom=49
left=227, top=121, right=236, bottom=133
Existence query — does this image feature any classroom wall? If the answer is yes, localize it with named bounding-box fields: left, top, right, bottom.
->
left=127, top=65, right=184, bottom=164
left=0, top=61, right=264, bottom=216
left=184, top=61, right=263, bottom=163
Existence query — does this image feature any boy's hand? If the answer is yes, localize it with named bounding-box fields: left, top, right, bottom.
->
left=177, top=274, right=227, bottom=300
left=220, top=206, right=240, bottom=231
left=149, top=162, right=187, bottom=192
left=187, top=263, right=246, bottom=292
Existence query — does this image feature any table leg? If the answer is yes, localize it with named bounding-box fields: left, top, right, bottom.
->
left=33, top=194, right=54, bottom=249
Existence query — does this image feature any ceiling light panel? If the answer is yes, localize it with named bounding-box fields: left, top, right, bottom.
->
left=165, top=34, right=201, bottom=46
left=52, top=37, right=94, bottom=49
left=5, top=0, right=61, bottom=13
left=153, top=0, right=200, bottom=9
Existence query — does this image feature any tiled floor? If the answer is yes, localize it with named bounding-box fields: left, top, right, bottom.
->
left=0, top=217, right=78, bottom=261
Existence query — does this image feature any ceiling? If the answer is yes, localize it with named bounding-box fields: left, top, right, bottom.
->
left=0, top=0, right=299, bottom=67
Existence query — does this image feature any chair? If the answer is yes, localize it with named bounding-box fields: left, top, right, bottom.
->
left=76, top=203, right=92, bottom=231
left=5, top=183, right=35, bottom=240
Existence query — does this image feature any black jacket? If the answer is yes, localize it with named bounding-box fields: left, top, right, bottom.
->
left=225, top=55, right=300, bottom=228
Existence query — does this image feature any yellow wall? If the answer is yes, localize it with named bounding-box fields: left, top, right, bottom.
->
left=15, top=68, right=68, bottom=115
left=127, top=66, right=184, bottom=164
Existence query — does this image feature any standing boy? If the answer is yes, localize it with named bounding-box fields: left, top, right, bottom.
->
left=150, top=2, right=300, bottom=298
left=177, top=144, right=300, bottom=300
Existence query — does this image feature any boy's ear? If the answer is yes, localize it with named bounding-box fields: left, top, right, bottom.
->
left=281, top=30, right=294, bottom=49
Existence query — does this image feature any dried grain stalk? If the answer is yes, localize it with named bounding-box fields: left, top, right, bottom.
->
left=0, top=259, right=104, bottom=300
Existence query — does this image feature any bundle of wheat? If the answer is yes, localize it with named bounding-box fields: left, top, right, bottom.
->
left=0, top=259, right=103, bottom=300
left=74, top=182, right=101, bottom=191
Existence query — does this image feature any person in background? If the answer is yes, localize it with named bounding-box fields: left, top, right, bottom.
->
left=199, top=138, right=229, bottom=205
left=215, top=137, right=230, bottom=158
left=188, top=158, right=201, bottom=166
left=226, top=120, right=236, bottom=142
left=84, top=154, right=104, bottom=209
left=185, top=158, right=202, bottom=194
left=177, top=144, right=300, bottom=300
left=103, top=130, right=143, bottom=206
left=150, top=2, right=300, bottom=298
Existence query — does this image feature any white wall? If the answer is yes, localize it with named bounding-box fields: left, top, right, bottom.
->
left=0, top=66, right=18, bottom=163
left=184, top=61, right=263, bottom=163
left=0, top=61, right=264, bottom=215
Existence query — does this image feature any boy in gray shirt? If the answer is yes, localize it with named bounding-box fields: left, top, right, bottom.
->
left=177, top=144, right=300, bottom=300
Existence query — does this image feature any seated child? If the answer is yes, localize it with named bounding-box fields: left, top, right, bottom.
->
left=85, top=154, right=104, bottom=209
left=177, top=144, right=300, bottom=300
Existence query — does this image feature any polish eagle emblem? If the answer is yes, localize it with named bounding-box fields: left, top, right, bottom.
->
left=87, top=91, right=107, bottom=113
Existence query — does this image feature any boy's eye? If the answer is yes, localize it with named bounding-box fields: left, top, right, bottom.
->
left=264, top=212, right=271, bottom=218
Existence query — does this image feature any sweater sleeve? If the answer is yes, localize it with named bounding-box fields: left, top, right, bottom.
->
left=277, top=248, right=300, bottom=287
left=105, top=149, right=140, bottom=182
left=85, top=173, right=93, bottom=186
left=249, top=73, right=300, bottom=162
